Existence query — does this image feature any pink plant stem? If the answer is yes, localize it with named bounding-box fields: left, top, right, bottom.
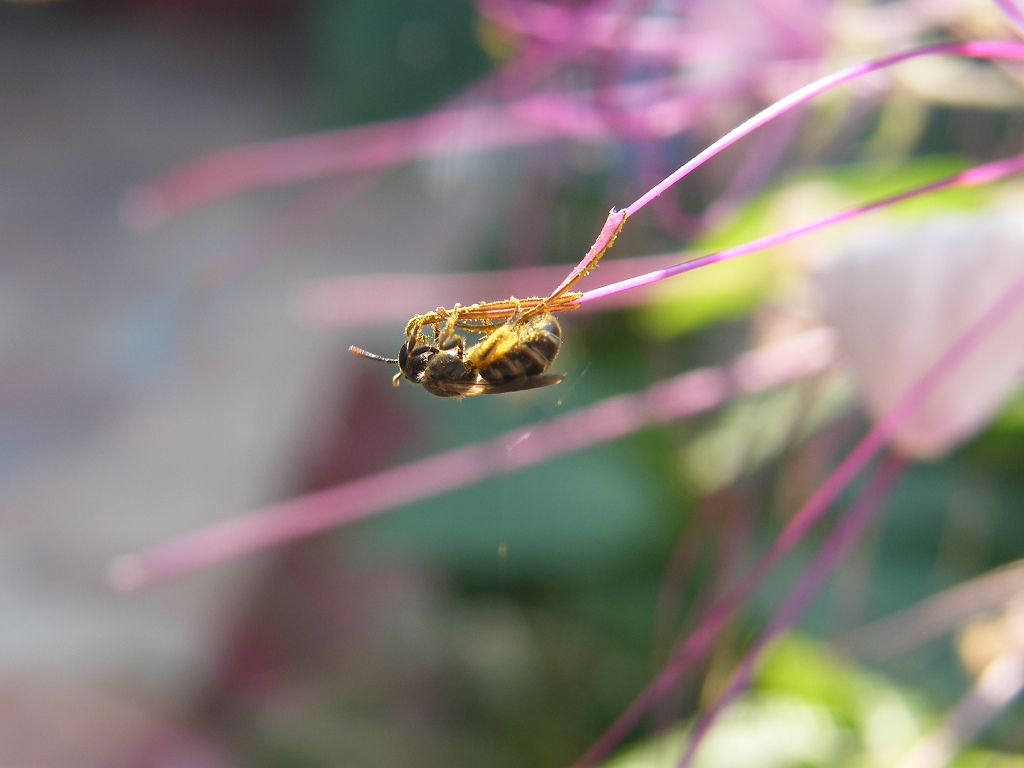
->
left=122, top=100, right=594, bottom=228
left=840, top=558, right=1024, bottom=659
left=548, top=208, right=629, bottom=299
left=125, top=20, right=608, bottom=229
left=992, top=0, right=1024, bottom=35
left=124, top=71, right=696, bottom=229
left=592, top=0, right=662, bottom=140
left=623, top=41, right=1024, bottom=216
left=573, top=256, right=1024, bottom=767
left=896, top=648, right=1024, bottom=768
left=676, top=452, right=904, bottom=767
left=564, top=41, right=1024, bottom=291
left=476, top=0, right=701, bottom=56
left=108, top=329, right=837, bottom=591
left=577, top=151, right=1024, bottom=305
left=299, top=145, right=1024, bottom=331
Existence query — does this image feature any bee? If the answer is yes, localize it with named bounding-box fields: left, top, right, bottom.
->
left=350, top=306, right=564, bottom=397
left=349, top=209, right=627, bottom=397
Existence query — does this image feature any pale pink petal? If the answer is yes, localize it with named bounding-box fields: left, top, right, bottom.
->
left=815, top=208, right=1024, bottom=458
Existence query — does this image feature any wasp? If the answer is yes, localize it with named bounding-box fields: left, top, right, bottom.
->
left=349, top=210, right=627, bottom=397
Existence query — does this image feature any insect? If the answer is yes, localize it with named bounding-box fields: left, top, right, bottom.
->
left=351, top=306, right=565, bottom=397
left=349, top=209, right=627, bottom=397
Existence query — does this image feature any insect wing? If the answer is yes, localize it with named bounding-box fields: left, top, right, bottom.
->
left=476, top=373, right=566, bottom=394
left=426, top=373, right=565, bottom=397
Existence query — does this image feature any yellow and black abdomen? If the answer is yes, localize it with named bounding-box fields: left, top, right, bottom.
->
left=470, top=313, right=562, bottom=384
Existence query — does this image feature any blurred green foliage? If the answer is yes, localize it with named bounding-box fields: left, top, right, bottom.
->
left=309, top=0, right=492, bottom=125
left=601, top=634, right=1024, bottom=768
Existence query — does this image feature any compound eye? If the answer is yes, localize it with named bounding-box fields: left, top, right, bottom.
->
left=400, top=343, right=431, bottom=382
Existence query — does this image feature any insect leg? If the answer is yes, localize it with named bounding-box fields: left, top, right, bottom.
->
left=434, top=304, right=466, bottom=355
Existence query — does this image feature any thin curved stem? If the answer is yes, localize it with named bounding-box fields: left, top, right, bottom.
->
left=623, top=41, right=1024, bottom=217
left=562, top=41, right=1024, bottom=302
left=577, top=151, right=1024, bottom=305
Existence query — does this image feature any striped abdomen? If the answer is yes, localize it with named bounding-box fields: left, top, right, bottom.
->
left=471, top=313, right=562, bottom=384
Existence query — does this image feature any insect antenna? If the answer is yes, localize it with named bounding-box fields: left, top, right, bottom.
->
left=349, top=346, right=399, bottom=364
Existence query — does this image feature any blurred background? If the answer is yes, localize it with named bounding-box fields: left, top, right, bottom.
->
left=2, top=0, right=1024, bottom=766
